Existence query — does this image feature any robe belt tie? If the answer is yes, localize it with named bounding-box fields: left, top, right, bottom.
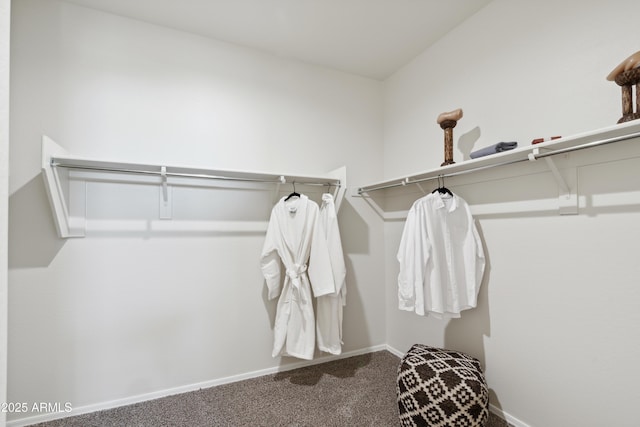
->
left=286, top=264, right=308, bottom=291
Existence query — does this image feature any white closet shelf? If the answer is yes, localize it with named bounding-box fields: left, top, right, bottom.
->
left=41, top=136, right=346, bottom=238
left=356, top=120, right=640, bottom=196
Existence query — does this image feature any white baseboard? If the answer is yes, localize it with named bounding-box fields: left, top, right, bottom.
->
left=8, top=345, right=389, bottom=427
left=489, top=404, right=531, bottom=427
left=385, top=343, right=406, bottom=358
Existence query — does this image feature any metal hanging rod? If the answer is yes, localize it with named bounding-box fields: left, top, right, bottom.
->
left=51, top=160, right=341, bottom=188
left=357, top=130, right=640, bottom=194
left=531, top=131, right=640, bottom=159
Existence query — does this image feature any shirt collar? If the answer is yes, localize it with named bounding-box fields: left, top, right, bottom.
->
left=432, top=193, right=458, bottom=212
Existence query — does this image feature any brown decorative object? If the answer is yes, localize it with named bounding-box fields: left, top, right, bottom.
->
left=437, top=108, right=463, bottom=166
left=607, top=51, right=640, bottom=123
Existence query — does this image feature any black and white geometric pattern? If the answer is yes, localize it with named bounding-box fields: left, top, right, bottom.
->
left=397, top=344, right=489, bottom=427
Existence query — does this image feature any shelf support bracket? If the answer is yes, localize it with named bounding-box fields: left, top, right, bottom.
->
left=542, top=156, right=569, bottom=194
left=41, top=136, right=86, bottom=237
left=529, top=148, right=577, bottom=215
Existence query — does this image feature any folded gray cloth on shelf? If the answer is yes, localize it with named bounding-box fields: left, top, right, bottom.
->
left=470, top=141, right=518, bottom=159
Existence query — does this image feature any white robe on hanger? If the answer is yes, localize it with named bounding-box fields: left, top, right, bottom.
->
left=316, top=193, right=347, bottom=355
left=260, top=194, right=335, bottom=360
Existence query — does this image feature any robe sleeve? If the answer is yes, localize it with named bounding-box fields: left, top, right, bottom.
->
left=260, top=211, right=282, bottom=300
left=308, top=209, right=337, bottom=298
left=322, top=195, right=346, bottom=300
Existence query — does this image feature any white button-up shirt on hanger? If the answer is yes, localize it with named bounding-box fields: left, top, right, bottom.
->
left=397, top=192, right=485, bottom=319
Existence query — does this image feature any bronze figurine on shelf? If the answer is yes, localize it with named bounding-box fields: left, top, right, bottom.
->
left=437, top=108, right=463, bottom=166
left=607, top=50, right=640, bottom=123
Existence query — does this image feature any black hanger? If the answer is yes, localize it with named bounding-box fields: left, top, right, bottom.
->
left=435, top=187, right=453, bottom=196
left=432, top=176, right=453, bottom=196
left=285, top=182, right=300, bottom=201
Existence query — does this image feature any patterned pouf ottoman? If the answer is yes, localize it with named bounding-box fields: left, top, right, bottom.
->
left=396, top=344, right=489, bottom=427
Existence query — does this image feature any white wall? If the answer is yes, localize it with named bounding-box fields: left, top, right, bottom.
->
left=8, top=0, right=385, bottom=423
left=10, top=1, right=640, bottom=426
left=383, top=1, right=640, bottom=426
left=1, top=0, right=10, bottom=426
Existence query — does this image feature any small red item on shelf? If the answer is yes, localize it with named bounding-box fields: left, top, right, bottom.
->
left=531, top=136, right=561, bottom=144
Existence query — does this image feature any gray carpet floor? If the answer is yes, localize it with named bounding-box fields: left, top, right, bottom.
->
left=32, top=351, right=511, bottom=427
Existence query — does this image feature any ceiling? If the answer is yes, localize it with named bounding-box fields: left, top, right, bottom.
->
left=62, top=0, right=492, bottom=80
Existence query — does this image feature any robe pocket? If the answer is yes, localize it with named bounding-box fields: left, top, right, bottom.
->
left=398, top=278, right=413, bottom=301
left=262, top=259, right=282, bottom=299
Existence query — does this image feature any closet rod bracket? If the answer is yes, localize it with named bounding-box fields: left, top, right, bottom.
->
left=159, top=166, right=173, bottom=219
left=161, top=166, right=168, bottom=201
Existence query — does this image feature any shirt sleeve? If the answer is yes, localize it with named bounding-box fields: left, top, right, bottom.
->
left=397, top=202, right=431, bottom=313
left=472, top=220, right=486, bottom=297
left=460, top=203, right=486, bottom=309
